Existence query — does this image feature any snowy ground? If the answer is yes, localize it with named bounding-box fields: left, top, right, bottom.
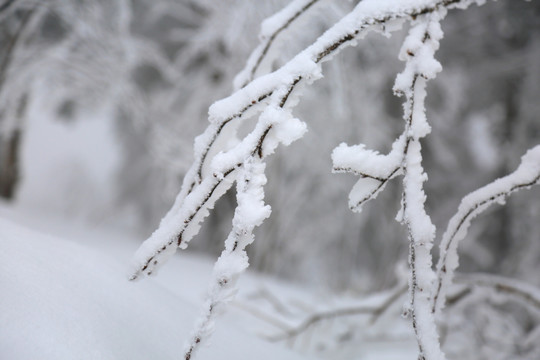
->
left=0, top=203, right=416, bottom=359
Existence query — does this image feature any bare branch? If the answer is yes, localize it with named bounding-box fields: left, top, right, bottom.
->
left=0, top=8, right=36, bottom=95
left=268, top=284, right=407, bottom=342
left=0, top=0, right=16, bottom=16
left=455, top=273, right=540, bottom=313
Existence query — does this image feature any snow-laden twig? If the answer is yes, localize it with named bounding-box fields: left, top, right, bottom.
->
left=131, top=0, right=490, bottom=281
left=130, top=101, right=307, bottom=279
left=177, top=94, right=303, bottom=359
left=332, top=136, right=404, bottom=212
left=333, top=6, right=452, bottom=359
left=432, top=147, right=540, bottom=313
left=233, top=0, right=321, bottom=90
left=183, top=158, right=271, bottom=360
left=395, top=10, right=446, bottom=360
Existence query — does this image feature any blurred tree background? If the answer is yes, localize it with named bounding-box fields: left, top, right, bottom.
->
left=0, top=0, right=539, bottom=293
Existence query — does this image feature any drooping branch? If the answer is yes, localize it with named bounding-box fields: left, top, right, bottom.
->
left=132, top=0, right=490, bottom=281
left=432, top=145, right=540, bottom=314
left=182, top=0, right=491, bottom=202
left=131, top=101, right=306, bottom=279
left=183, top=158, right=271, bottom=360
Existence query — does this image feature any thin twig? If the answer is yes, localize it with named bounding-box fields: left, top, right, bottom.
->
left=236, top=0, right=322, bottom=89
left=455, top=273, right=540, bottom=313
left=268, top=284, right=407, bottom=341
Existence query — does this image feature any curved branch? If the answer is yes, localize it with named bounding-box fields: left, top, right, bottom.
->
left=268, top=284, right=407, bottom=342
left=130, top=166, right=238, bottom=279
left=455, top=273, right=540, bottom=313
left=132, top=0, right=495, bottom=280
left=181, top=0, right=486, bottom=203
left=432, top=145, right=540, bottom=314
left=131, top=104, right=303, bottom=279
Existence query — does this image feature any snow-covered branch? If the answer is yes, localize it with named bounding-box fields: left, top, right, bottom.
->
left=131, top=0, right=490, bottom=281
left=130, top=101, right=307, bottom=279
left=333, top=6, right=451, bottom=359
left=394, top=10, right=446, bottom=360
left=183, top=159, right=271, bottom=360
left=127, top=1, right=515, bottom=358
left=432, top=145, right=540, bottom=314
left=234, top=0, right=321, bottom=90
left=332, top=136, right=404, bottom=212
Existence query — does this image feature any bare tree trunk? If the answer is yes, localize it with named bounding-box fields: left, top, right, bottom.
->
left=0, top=9, right=36, bottom=199
left=0, top=127, right=21, bottom=199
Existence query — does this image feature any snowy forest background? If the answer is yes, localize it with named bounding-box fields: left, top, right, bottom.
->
left=1, top=0, right=540, bottom=359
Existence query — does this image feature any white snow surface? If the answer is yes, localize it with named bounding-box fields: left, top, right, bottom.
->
left=0, top=204, right=418, bottom=359
left=0, top=206, right=309, bottom=360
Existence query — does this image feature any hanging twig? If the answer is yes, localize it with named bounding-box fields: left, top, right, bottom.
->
left=394, top=10, right=446, bottom=360
left=183, top=158, right=271, bottom=359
